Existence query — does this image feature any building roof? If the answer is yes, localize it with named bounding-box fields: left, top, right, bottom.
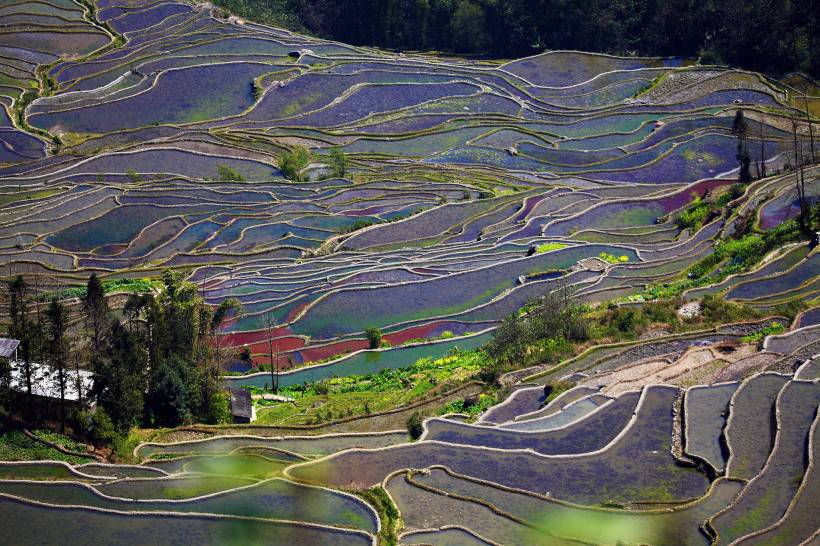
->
left=0, top=338, right=20, bottom=359
left=228, top=387, right=253, bottom=420
left=9, top=361, right=93, bottom=401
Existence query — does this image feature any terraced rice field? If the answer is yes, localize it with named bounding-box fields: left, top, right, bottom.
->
left=0, top=0, right=818, bottom=544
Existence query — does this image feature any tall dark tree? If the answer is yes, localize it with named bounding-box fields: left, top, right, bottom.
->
left=46, top=298, right=69, bottom=432
left=791, top=119, right=811, bottom=235
left=83, top=273, right=110, bottom=400
left=141, top=270, right=241, bottom=426
left=146, top=356, right=197, bottom=427
left=97, top=320, right=146, bottom=433
left=200, top=297, right=241, bottom=419
left=805, top=96, right=816, bottom=164
left=211, top=0, right=818, bottom=76
left=732, top=110, right=752, bottom=183
left=263, top=311, right=280, bottom=393
left=6, top=275, right=41, bottom=419
left=8, top=277, right=32, bottom=399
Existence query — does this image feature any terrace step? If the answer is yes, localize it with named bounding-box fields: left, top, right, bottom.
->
left=683, top=382, right=740, bottom=475
left=476, top=385, right=546, bottom=425
left=423, top=390, right=641, bottom=455
left=734, top=411, right=820, bottom=545
left=708, top=379, right=820, bottom=545
left=0, top=494, right=375, bottom=545
left=287, top=386, right=712, bottom=505
left=498, top=392, right=613, bottom=432
left=405, top=465, right=743, bottom=546
left=0, top=475, right=379, bottom=533
left=724, top=372, right=790, bottom=480
left=503, top=385, right=600, bottom=423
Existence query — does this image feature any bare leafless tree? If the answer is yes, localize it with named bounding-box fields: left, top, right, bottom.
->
left=804, top=96, right=816, bottom=164
left=791, top=118, right=810, bottom=235
left=757, top=122, right=767, bottom=179
left=263, top=311, right=279, bottom=393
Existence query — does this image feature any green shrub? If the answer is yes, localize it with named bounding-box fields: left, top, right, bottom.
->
left=279, top=146, right=311, bottom=181
left=328, top=148, right=348, bottom=177
left=341, top=219, right=380, bottom=233
left=700, top=294, right=760, bottom=323
left=742, top=321, right=785, bottom=343
left=535, top=242, right=567, bottom=254
left=0, top=430, right=89, bottom=464
left=544, top=381, right=573, bottom=404
left=217, top=164, right=245, bottom=182
left=676, top=197, right=711, bottom=231
left=89, top=408, right=117, bottom=447
left=598, top=252, right=628, bottom=264
left=406, top=411, right=424, bottom=439
left=125, top=168, right=143, bottom=183
left=314, top=381, right=330, bottom=395
left=207, top=391, right=232, bottom=424
left=365, top=327, right=382, bottom=349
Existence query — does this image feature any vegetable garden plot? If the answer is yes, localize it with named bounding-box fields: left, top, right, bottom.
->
left=407, top=467, right=744, bottom=546
left=708, top=380, right=820, bottom=545
left=683, top=382, right=739, bottom=474
left=288, top=387, right=711, bottom=504
left=0, top=495, right=375, bottom=546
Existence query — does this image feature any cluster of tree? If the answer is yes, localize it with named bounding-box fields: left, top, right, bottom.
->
left=2, top=271, right=241, bottom=443
left=482, top=285, right=589, bottom=381
left=213, top=0, right=818, bottom=76
left=731, top=108, right=817, bottom=237
left=278, top=146, right=347, bottom=182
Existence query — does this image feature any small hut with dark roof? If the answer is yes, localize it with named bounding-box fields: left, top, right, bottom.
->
left=0, top=338, right=20, bottom=360
left=228, top=387, right=255, bottom=423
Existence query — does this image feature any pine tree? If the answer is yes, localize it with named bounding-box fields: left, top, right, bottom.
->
left=7, top=276, right=40, bottom=419
left=97, top=320, right=146, bottom=433
left=46, top=298, right=69, bottom=432
left=83, top=274, right=110, bottom=400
